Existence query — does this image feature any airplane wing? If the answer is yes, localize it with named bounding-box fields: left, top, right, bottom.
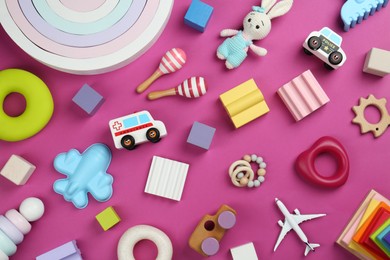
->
left=292, top=213, right=326, bottom=225
left=53, top=149, right=82, bottom=176
left=274, top=218, right=293, bottom=251
left=88, top=172, right=114, bottom=202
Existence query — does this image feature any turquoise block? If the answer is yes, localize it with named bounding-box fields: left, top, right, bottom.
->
left=377, top=225, right=390, bottom=254
left=0, top=229, right=16, bottom=256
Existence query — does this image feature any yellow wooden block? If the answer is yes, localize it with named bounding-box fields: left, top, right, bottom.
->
left=96, top=206, right=121, bottom=231
left=219, top=79, right=269, bottom=128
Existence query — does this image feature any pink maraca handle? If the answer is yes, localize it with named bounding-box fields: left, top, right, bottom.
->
left=136, top=70, right=162, bottom=93
left=147, top=88, right=177, bottom=100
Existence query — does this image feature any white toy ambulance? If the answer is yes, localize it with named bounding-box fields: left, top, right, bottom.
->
left=109, top=111, right=167, bottom=150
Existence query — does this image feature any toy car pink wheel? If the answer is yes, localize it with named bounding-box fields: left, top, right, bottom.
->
left=201, top=237, right=219, bottom=256
left=146, top=128, right=160, bottom=143
left=218, top=210, right=236, bottom=229
left=308, top=36, right=321, bottom=50
left=329, top=51, right=343, bottom=65
left=121, top=135, right=136, bottom=150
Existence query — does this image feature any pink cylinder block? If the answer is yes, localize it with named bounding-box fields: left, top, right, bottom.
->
left=5, top=210, right=31, bottom=235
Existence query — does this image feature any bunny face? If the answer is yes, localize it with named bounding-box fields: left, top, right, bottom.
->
left=243, top=11, right=271, bottom=40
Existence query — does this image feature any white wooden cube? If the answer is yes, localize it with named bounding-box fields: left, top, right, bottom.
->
left=1, top=155, right=36, bottom=185
left=144, top=156, right=189, bottom=201
left=230, top=242, right=258, bottom=260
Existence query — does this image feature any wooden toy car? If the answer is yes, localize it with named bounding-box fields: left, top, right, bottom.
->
left=303, top=27, right=347, bottom=70
left=189, top=205, right=236, bottom=256
left=109, top=111, right=167, bottom=150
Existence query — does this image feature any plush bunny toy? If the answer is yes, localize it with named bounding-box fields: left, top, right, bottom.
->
left=217, top=0, right=293, bottom=69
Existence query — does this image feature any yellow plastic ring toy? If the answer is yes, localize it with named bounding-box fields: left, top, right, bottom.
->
left=0, top=69, right=54, bottom=141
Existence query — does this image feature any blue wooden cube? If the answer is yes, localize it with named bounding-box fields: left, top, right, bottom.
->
left=187, top=121, right=216, bottom=150
left=184, top=0, right=213, bottom=32
left=72, top=84, right=104, bottom=115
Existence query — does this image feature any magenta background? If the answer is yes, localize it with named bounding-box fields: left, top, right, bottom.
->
left=1, top=1, right=390, bottom=259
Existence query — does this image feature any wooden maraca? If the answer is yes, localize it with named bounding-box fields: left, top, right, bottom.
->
left=148, top=77, right=207, bottom=100
left=136, top=48, right=187, bottom=93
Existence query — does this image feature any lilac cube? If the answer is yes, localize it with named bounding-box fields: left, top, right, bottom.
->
left=72, top=84, right=104, bottom=115
left=187, top=121, right=216, bottom=150
left=36, top=240, right=82, bottom=260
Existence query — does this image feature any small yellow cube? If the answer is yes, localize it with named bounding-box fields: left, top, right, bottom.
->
left=96, top=206, right=121, bottom=231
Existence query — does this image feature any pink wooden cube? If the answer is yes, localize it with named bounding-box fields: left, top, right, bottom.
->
left=277, top=70, right=330, bottom=121
left=0, top=155, right=36, bottom=185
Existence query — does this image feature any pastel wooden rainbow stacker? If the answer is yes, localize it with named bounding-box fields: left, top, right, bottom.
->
left=136, top=48, right=187, bottom=93
left=147, top=77, right=207, bottom=100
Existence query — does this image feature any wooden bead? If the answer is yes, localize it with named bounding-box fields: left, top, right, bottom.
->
left=243, top=155, right=251, bottom=162
left=240, top=177, right=249, bottom=186
left=257, top=169, right=266, bottom=176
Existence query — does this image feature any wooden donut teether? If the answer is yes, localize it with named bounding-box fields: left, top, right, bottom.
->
left=352, top=94, right=390, bottom=138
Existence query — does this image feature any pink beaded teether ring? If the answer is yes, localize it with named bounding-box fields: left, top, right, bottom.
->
left=229, top=154, right=267, bottom=188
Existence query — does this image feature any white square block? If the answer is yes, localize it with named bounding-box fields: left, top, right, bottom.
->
left=230, top=242, right=258, bottom=260
left=144, top=156, right=189, bottom=201
left=0, top=155, right=36, bottom=185
left=363, top=48, right=390, bottom=77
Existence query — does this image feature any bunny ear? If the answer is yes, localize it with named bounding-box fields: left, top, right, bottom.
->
left=261, top=0, right=277, bottom=13
left=267, top=0, right=293, bottom=19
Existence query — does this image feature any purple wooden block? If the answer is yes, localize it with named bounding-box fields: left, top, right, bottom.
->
left=187, top=121, right=216, bottom=150
left=36, top=240, right=82, bottom=260
left=72, top=84, right=104, bottom=115
left=384, top=231, right=390, bottom=246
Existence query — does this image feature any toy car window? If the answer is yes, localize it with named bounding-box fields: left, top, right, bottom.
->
left=123, top=116, right=139, bottom=128
left=329, top=34, right=341, bottom=45
left=320, top=28, right=331, bottom=37
left=139, top=114, right=151, bottom=124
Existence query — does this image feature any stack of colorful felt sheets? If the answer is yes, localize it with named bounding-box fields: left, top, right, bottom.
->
left=337, top=190, right=390, bottom=259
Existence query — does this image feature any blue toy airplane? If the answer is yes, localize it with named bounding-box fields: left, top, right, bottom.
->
left=53, top=143, right=114, bottom=209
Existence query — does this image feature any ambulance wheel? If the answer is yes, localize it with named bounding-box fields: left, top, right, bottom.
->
left=146, top=128, right=160, bottom=143
left=121, top=135, right=136, bottom=150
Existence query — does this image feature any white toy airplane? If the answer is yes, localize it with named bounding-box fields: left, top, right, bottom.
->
left=274, top=198, right=326, bottom=256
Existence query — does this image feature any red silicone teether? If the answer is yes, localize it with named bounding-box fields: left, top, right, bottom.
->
left=295, top=136, right=349, bottom=188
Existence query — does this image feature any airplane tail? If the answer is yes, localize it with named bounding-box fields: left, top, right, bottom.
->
left=304, top=243, right=320, bottom=256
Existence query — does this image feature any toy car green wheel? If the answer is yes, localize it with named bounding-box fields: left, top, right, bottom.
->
left=146, top=128, right=160, bottom=143
left=121, top=135, right=136, bottom=150
left=329, top=51, right=343, bottom=65
left=308, top=36, right=321, bottom=50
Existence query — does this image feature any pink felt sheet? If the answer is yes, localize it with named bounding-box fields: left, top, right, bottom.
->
left=0, top=1, right=390, bottom=259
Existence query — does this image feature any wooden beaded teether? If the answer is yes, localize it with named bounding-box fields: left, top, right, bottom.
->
left=228, top=154, right=267, bottom=188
